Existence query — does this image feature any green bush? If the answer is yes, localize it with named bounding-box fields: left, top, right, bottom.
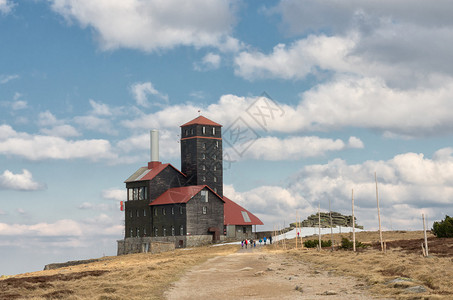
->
left=432, top=215, right=453, bottom=238
left=303, top=239, right=332, bottom=248
left=339, top=237, right=366, bottom=250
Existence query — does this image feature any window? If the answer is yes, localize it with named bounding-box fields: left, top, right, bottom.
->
left=155, top=208, right=158, bottom=216
left=202, top=206, right=207, bottom=214
left=180, top=225, right=184, bottom=235
left=154, top=227, right=158, bottom=237
left=179, top=206, right=183, bottom=214
left=171, top=206, right=174, bottom=215
left=163, top=227, right=166, bottom=237
left=136, top=210, right=139, bottom=217
left=137, top=228, right=140, bottom=236
left=212, top=127, right=215, bottom=135
left=190, top=128, right=194, bottom=135
left=201, top=190, right=208, bottom=202
left=171, top=226, right=175, bottom=236
left=143, top=209, right=146, bottom=217
left=202, top=164, right=206, bottom=171
left=162, top=207, right=166, bottom=215
left=202, top=176, right=206, bottom=182
left=130, top=229, right=133, bottom=237
left=214, top=187, right=217, bottom=193
left=213, top=165, right=216, bottom=171
left=243, top=226, right=247, bottom=233
left=185, top=129, right=188, bottom=136
left=133, top=188, right=138, bottom=200
left=202, top=153, right=206, bottom=159
left=216, top=140, right=219, bottom=148
left=214, top=176, right=217, bottom=183
left=213, top=154, right=216, bottom=160
left=144, top=228, right=147, bottom=236
left=130, top=211, right=133, bottom=218
left=138, top=187, right=144, bottom=200
left=202, top=126, right=206, bottom=134
left=128, top=188, right=133, bottom=201
left=202, top=143, right=206, bottom=149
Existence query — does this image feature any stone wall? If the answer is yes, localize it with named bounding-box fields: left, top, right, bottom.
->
left=117, top=237, right=175, bottom=255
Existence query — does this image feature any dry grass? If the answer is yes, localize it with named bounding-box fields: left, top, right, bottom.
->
left=0, top=244, right=239, bottom=300
left=268, top=230, right=453, bottom=299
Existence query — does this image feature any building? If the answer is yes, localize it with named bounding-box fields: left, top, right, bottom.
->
left=118, top=116, right=263, bottom=255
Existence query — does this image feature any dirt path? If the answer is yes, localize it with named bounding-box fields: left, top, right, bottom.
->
left=165, top=245, right=386, bottom=299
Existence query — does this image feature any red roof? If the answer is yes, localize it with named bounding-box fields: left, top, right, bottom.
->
left=223, top=196, right=263, bottom=226
left=150, top=185, right=224, bottom=206
left=124, top=162, right=185, bottom=183
left=181, top=116, right=222, bottom=127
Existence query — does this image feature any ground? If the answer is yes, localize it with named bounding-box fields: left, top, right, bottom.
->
left=0, top=231, right=452, bottom=299
left=165, top=246, right=386, bottom=299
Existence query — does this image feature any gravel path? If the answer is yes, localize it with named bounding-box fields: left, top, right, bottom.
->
left=165, top=246, right=387, bottom=299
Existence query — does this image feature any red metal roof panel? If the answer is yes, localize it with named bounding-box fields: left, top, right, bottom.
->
left=223, top=196, right=263, bottom=226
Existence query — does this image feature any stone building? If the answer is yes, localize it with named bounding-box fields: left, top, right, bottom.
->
left=118, top=116, right=263, bottom=255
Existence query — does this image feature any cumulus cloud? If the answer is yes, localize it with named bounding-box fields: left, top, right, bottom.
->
left=0, top=125, right=116, bottom=161
left=49, top=0, right=238, bottom=52
left=0, top=169, right=45, bottom=191
left=89, top=99, right=112, bottom=116
left=74, top=115, right=118, bottom=135
left=0, top=74, right=19, bottom=84
left=130, top=82, right=168, bottom=108
left=226, top=148, right=453, bottom=231
left=228, top=135, right=363, bottom=161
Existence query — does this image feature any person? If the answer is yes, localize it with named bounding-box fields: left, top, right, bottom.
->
left=254, top=240, right=256, bottom=247
left=241, top=240, right=244, bottom=248
left=263, top=236, right=267, bottom=245
left=269, top=235, right=272, bottom=244
left=245, top=239, right=248, bottom=249
left=259, top=238, right=262, bottom=245
left=297, top=231, right=300, bottom=238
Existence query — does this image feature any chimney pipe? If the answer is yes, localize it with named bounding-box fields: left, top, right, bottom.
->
left=150, top=129, right=159, bottom=162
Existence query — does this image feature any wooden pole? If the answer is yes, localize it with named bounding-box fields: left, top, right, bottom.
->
left=318, top=203, right=321, bottom=251
left=352, top=188, right=356, bottom=252
left=375, top=172, right=384, bottom=252
left=295, top=211, right=298, bottom=249
left=329, top=198, right=334, bottom=251
left=423, top=213, right=429, bottom=257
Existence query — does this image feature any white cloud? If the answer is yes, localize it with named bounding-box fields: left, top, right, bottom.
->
left=0, top=125, right=116, bottom=161
left=101, top=188, right=126, bottom=201
left=230, top=135, right=362, bottom=161
left=49, top=0, right=237, bottom=52
left=40, top=124, right=80, bottom=137
left=89, top=99, right=112, bottom=116
left=0, top=74, right=19, bottom=84
left=194, top=52, right=221, bottom=71
left=38, top=111, right=59, bottom=127
left=0, top=0, right=14, bottom=15
left=0, top=169, right=45, bottom=191
left=226, top=148, right=453, bottom=231
left=130, top=82, right=168, bottom=108
left=74, top=115, right=117, bottom=135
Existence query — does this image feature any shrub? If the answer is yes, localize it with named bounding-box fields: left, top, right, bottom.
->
left=339, top=237, right=366, bottom=250
left=303, top=239, right=332, bottom=248
left=432, top=215, right=453, bottom=238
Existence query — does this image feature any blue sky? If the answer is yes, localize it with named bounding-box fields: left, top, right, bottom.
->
left=1, top=0, right=453, bottom=275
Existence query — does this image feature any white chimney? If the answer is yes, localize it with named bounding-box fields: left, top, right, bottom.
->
left=150, top=129, right=159, bottom=162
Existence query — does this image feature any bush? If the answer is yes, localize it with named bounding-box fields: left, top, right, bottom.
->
left=432, top=215, right=453, bottom=238
left=339, top=237, right=366, bottom=250
left=303, top=239, right=332, bottom=248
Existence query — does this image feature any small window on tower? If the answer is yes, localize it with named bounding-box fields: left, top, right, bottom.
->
left=180, top=206, right=183, bottom=214
left=202, top=126, right=206, bottom=134
left=190, top=128, right=194, bottom=135
left=171, top=226, right=175, bottom=236
left=216, top=140, right=219, bottom=148
left=163, top=227, right=166, bottom=237
left=212, top=127, right=216, bottom=135
left=202, top=153, right=206, bottom=159
left=137, top=228, right=140, bottom=236
left=136, top=210, right=139, bottom=217
left=154, top=227, right=158, bottom=236
left=130, top=229, right=133, bottom=237
left=143, top=209, right=146, bottom=217
left=202, top=206, right=207, bottom=214
left=185, top=129, right=188, bottom=136
left=202, top=176, right=206, bottom=182
left=155, top=208, right=158, bottom=216
left=180, top=225, right=184, bottom=235
left=213, top=165, right=216, bottom=171
left=202, top=164, right=206, bottom=171
left=202, top=143, right=206, bottom=149
left=214, top=176, right=217, bottom=182
left=213, top=154, right=216, bottom=160
left=162, top=208, right=166, bottom=215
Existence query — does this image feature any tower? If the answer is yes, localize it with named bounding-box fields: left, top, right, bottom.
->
left=180, top=116, right=223, bottom=197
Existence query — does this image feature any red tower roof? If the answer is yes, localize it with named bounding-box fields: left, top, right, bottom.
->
left=181, top=115, right=222, bottom=127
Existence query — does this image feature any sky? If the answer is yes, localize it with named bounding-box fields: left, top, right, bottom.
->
left=1, top=0, right=453, bottom=275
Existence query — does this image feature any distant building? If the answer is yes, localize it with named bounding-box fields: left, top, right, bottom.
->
left=118, top=116, right=263, bottom=255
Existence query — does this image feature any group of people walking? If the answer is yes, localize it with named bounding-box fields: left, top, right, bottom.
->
left=241, top=235, right=272, bottom=249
